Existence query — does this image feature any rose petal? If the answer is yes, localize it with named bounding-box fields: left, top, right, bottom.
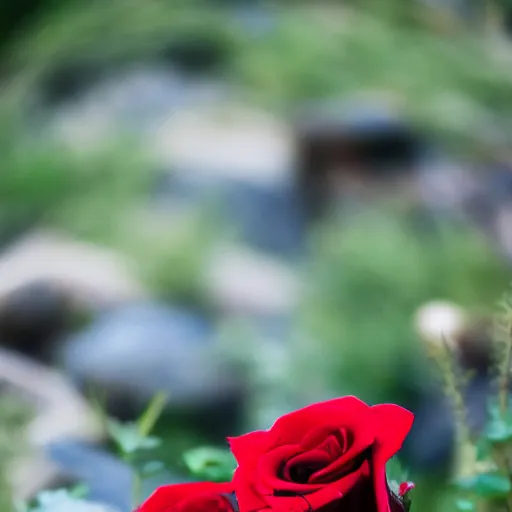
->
left=137, top=482, right=234, bottom=512
left=283, top=450, right=332, bottom=483
left=265, top=461, right=369, bottom=512
left=371, top=452, right=392, bottom=512
left=258, top=445, right=322, bottom=493
left=300, top=426, right=349, bottom=455
left=228, top=430, right=270, bottom=467
left=308, top=419, right=375, bottom=483
left=371, top=404, right=414, bottom=466
left=229, top=433, right=271, bottom=512
left=268, top=396, right=370, bottom=446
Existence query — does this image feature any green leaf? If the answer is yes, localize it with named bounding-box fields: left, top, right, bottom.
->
left=455, top=476, right=477, bottom=491
left=183, top=447, right=236, bottom=482
left=139, top=460, right=166, bottom=477
left=487, top=400, right=502, bottom=421
left=475, top=435, right=491, bottom=461
left=107, top=420, right=161, bottom=455
left=485, top=418, right=512, bottom=443
left=107, top=420, right=142, bottom=454
left=386, top=457, right=408, bottom=484
left=137, top=392, right=167, bottom=438
left=455, top=499, right=476, bottom=511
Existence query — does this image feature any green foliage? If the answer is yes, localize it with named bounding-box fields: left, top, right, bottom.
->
left=456, top=498, right=477, bottom=510
left=183, top=447, right=236, bottom=482
left=446, top=293, right=512, bottom=511
left=1, top=2, right=511, bottom=150
left=0, top=397, right=31, bottom=512
left=297, top=206, right=511, bottom=405
left=0, top=104, right=215, bottom=303
left=20, top=485, right=89, bottom=512
left=5, top=0, right=237, bottom=83
left=234, top=5, right=512, bottom=150
left=106, top=392, right=167, bottom=460
left=457, top=472, right=512, bottom=498
left=387, top=457, right=410, bottom=496
left=0, top=107, right=150, bottom=241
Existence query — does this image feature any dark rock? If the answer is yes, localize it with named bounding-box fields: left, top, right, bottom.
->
left=37, top=60, right=106, bottom=107
left=505, top=8, right=512, bottom=35
left=0, top=231, right=145, bottom=362
left=59, top=303, right=247, bottom=429
left=0, top=281, right=70, bottom=361
left=295, top=101, right=424, bottom=219
left=159, top=33, right=231, bottom=76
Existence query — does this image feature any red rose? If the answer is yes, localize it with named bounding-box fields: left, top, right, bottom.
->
left=228, top=396, right=414, bottom=512
left=136, top=482, right=235, bottom=512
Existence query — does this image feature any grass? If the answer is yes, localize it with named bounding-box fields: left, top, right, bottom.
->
left=297, top=205, right=511, bottom=405
left=1, top=2, right=512, bottom=151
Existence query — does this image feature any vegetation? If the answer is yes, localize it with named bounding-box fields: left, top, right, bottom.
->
left=1, top=0, right=512, bottom=510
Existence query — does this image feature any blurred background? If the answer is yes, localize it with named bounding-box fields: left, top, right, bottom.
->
left=1, top=0, right=512, bottom=511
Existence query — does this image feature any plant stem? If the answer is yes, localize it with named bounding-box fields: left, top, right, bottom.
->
left=499, top=324, right=512, bottom=417
left=132, top=471, right=142, bottom=510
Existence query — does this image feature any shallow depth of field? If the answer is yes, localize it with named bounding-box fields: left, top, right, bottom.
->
left=2, top=1, right=512, bottom=511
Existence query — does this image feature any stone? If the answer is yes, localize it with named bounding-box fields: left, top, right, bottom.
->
left=159, top=33, right=231, bottom=76
left=46, top=440, right=184, bottom=512
left=415, top=152, right=483, bottom=220
left=153, top=105, right=293, bottom=186
left=0, top=230, right=146, bottom=358
left=294, top=98, right=423, bottom=218
left=49, top=66, right=228, bottom=151
left=0, top=281, right=70, bottom=360
left=30, top=490, right=122, bottom=512
left=154, top=168, right=305, bottom=257
left=59, top=302, right=246, bottom=422
left=0, top=230, right=145, bottom=312
left=152, top=105, right=303, bottom=256
left=205, top=245, right=300, bottom=317
left=0, top=347, right=103, bottom=502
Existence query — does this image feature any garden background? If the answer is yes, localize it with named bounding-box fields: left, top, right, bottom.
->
left=1, top=1, right=512, bottom=511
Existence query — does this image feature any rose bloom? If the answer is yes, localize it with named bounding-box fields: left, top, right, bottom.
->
left=135, top=482, right=235, bottom=512
left=228, top=396, right=414, bottom=512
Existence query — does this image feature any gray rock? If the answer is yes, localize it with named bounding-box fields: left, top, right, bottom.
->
left=0, top=231, right=146, bottom=358
left=205, top=246, right=300, bottom=317
left=0, top=230, right=145, bottom=312
left=49, top=67, right=229, bottom=151
left=46, top=440, right=184, bottom=512
left=59, top=303, right=245, bottom=419
left=151, top=105, right=303, bottom=256
left=31, top=490, right=122, bottom=512
left=0, top=347, right=103, bottom=502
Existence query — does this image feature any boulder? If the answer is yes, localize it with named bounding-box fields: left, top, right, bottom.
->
left=59, top=302, right=247, bottom=428
left=205, top=245, right=299, bottom=317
